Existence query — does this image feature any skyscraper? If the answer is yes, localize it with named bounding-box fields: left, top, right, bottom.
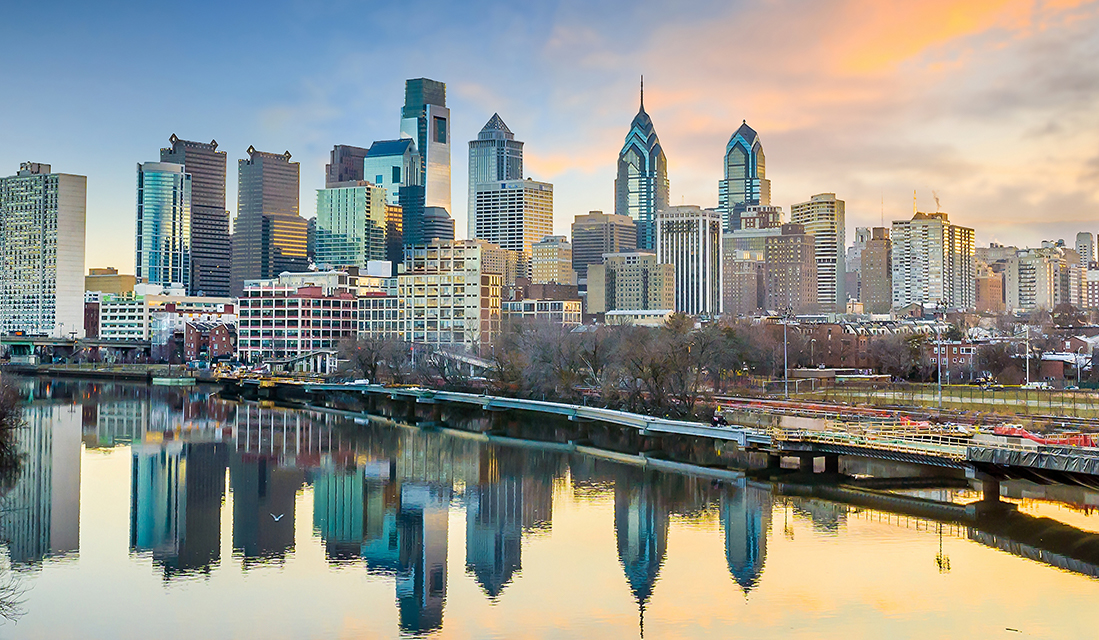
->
left=230, top=147, right=306, bottom=295
left=315, top=180, right=389, bottom=269
left=531, top=236, right=575, bottom=285
left=790, top=193, right=846, bottom=312
left=765, top=223, right=817, bottom=313
left=325, top=144, right=369, bottom=187
left=1076, top=231, right=1095, bottom=265
left=615, top=79, right=669, bottom=251
left=571, top=211, right=637, bottom=285
left=468, top=113, right=523, bottom=239
left=718, top=121, right=770, bottom=232
left=861, top=227, right=892, bottom=314
left=400, top=78, right=451, bottom=213
left=655, top=205, right=723, bottom=316
left=471, top=179, right=553, bottom=259
left=136, top=162, right=192, bottom=292
left=891, top=212, right=975, bottom=310
left=0, top=162, right=86, bottom=338
left=364, top=139, right=421, bottom=206
left=161, top=135, right=230, bottom=296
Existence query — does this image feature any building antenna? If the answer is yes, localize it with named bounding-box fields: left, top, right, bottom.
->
left=881, top=193, right=884, bottom=227
left=913, top=189, right=917, bottom=215
left=640, top=75, right=644, bottom=110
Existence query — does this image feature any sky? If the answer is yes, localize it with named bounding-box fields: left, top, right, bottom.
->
left=1, top=0, right=1098, bottom=273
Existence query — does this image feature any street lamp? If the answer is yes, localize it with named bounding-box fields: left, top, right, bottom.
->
left=810, top=338, right=817, bottom=367
left=936, top=325, right=943, bottom=410
left=1076, top=346, right=1085, bottom=388
left=783, top=310, right=790, bottom=399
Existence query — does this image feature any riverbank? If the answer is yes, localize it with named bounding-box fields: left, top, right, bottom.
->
left=1, top=363, right=213, bottom=383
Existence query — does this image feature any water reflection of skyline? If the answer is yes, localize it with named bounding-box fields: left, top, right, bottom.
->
left=3, top=380, right=1099, bottom=638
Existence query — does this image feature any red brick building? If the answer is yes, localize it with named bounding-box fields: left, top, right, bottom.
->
left=185, top=322, right=237, bottom=361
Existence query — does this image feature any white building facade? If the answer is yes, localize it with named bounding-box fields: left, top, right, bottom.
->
left=655, top=206, right=722, bottom=316
left=0, top=163, right=86, bottom=337
left=891, top=212, right=975, bottom=311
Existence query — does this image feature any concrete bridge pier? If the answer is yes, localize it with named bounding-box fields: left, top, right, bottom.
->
left=404, top=398, right=417, bottom=422
left=965, top=472, right=1015, bottom=517
left=824, top=454, right=840, bottom=474
left=431, top=402, right=443, bottom=424
left=799, top=455, right=816, bottom=473
left=766, top=454, right=782, bottom=471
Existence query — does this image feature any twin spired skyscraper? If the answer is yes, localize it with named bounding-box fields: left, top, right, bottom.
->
left=614, top=80, right=669, bottom=251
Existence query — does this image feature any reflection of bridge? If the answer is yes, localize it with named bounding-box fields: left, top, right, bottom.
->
left=283, top=384, right=1099, bottom=494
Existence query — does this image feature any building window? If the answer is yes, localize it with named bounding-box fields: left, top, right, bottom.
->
left=433, top=116, right=447, bottom=144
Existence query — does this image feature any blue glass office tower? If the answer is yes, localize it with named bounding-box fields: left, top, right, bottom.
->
left=718, top=121, right=771, bottom=232
left=136, top=162, right=191, bottom=291
left=615, top=79, right=669, bottom=251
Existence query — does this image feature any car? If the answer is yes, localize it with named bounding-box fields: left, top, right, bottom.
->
left=1021, top=381, right=1051, bottom=390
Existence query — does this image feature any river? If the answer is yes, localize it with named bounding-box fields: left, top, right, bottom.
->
left=0, top=378, right=1097, bottom=639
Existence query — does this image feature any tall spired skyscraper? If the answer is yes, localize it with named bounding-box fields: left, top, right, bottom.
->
left=468, top=113, right=523, bottom=239
left=615, top=78, right=669, bottom=251
left=718, top=121, right=770, bottom=232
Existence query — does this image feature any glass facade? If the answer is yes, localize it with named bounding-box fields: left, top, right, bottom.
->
left=614, top=86, right=669, bottom=251
left=136, top=162, right=192, bottom=291
left=400, top=79, right=451, bottom=214
left=315, top=182, right=388, bottom=269
left=718, top=121, right=771, bottom=232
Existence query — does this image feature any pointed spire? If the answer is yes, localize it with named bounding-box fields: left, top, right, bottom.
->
left=640, top=75, right=645, bottom=111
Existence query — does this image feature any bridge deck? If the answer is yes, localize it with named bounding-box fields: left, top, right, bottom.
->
left=286, top=382, right=1099, bottom=478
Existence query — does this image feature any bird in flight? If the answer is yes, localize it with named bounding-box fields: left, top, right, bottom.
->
left=270, top=513, right=284, bottom=521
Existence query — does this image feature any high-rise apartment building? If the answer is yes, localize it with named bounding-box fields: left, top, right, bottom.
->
left=1076, top=231, right=1095, bottom=265
left=586, top=252, right=675, bottom=315
left=655, top=206, right=722, bottom=316
left=136, top=162, right=192, bottom=292
left=615, top=81, right=668, bottom=250
left=315, top=181, right=389, bottom=269
left=764, top=223, right=817, bottom=314
left=161, top=136, right=231, bottom=297
left=531, top=236, right=574, bottom=285
left=571, top=211, right=637, bottom=284
left=468, top=113, right=523, bottom=239
left=400, top=78, right=451, bottom=213
left=860, top=227, right=892, bottom=314
left=472, top=179, right=553, bottom=261
left=0, top=163, right=86, bottom=337
left=325, top=144, right=369, bottom=187
left=230, top=147, right=306, bottom=296
left=975, top=262, right=1005, bottom=314
left=890, top=212, right=975, bottom=311
left=399, top=240, right=502, bottom=353
left=717, top=121, right=770, bottom=232
left=790, top=193, right=846, bottom=312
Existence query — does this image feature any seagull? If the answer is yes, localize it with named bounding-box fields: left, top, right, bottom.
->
left=270, top=513, right=284, bottom=521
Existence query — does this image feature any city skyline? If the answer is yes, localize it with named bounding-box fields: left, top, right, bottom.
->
left=1, top=1, right=1097, bottom=275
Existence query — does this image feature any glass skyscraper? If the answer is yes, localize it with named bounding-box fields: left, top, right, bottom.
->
left=314, top=181, right=389, bottom=269
left=400, top=78, right=451, bottom=214
left=718, top=121, right=771, bottom=232
left=615, top=80, right=669, bottom=251
left=136, top=162, right=192, bottom=291
left=161, top=135, right=230, bottom=297
left=364, top=138, right=421, bottom=207
left=468, top=113, right=523, bottom=239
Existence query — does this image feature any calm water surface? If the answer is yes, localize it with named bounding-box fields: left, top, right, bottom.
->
left=1, top=379, right=1098, bottom=639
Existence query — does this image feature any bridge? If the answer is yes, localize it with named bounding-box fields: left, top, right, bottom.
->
left=225, top=380, right=1099, bottom=495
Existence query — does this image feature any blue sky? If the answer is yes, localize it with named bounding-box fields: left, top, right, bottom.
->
left=2, top=0, right=1098, bottom=273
